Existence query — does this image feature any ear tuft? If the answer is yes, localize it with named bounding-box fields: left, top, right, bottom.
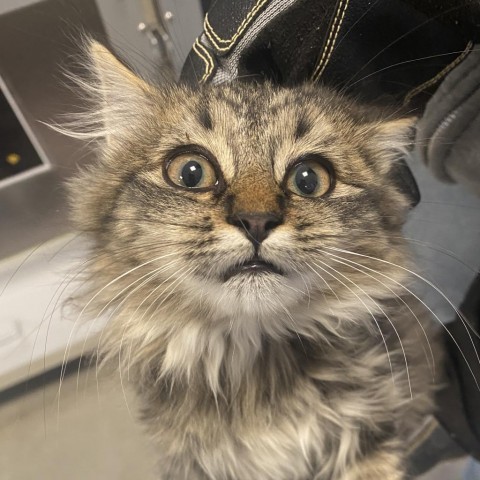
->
left=85, top=41, right=154, bottom=143
left=374, top=117, right=417, bottom=156
left=87, top=40, right=151, bottom=97
left=373, top=117, right=420, bottom=208
left=48, top=40, right=156, bottom=144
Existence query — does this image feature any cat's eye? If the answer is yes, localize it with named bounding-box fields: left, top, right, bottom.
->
left=285, top=158, right=332, bottom=197
left=165, top=153, right=218, bottom=190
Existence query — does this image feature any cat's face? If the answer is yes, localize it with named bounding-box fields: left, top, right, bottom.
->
left=71, top=43, right=414, bottom=339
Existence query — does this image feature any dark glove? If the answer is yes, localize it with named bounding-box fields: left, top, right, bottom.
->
left=415, top=46, right=480, bottom=197
left=435, top=275, right=480, bottom=462
left=181, top=0, right=479, bottom=113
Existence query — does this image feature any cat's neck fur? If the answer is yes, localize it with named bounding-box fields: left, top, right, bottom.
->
left=103, top=289, right=386, bottom=401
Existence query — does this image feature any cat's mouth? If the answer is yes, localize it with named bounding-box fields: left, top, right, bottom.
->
left=223, top=257, right=283, bottom=281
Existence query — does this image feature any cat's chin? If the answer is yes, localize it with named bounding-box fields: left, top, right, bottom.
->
left=190, top=270, right=305, bottom=319
left=223, top=265, right=284, bottom=286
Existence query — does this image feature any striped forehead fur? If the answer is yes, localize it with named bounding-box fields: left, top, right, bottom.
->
left=68, top=41, right=440, bottom=480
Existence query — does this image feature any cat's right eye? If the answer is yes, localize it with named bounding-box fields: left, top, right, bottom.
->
left=164, top=153, right=218, bottom=191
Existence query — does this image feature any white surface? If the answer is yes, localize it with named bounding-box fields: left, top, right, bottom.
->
left=0, top=234, right=106, bottom=390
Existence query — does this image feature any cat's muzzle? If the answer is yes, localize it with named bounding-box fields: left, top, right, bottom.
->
left=223, top=256, right=284, bottom=281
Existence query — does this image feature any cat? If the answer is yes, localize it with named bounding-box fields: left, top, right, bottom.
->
left=66, top=41, right=442, bottom=480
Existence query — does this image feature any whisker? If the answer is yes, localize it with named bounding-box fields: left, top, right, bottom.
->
left=0, top=242, right=49, bottom=299
left=280, top=303, right=307, bottom=355
left=321, top=245, right=480, bottom=389
left=333, top=0, right=383, bottom=52
left=303, top=263, right=342, bottom=328
left=325, top=252, right=435, bottom=379
left=325, top=245, right=480, bottom=342
left=124, top=265, right=197, bottom=387
left=345, top=46, right=478, bottom=91
left=312, top=259, right=413, bottom=399
left=293, top=266, right=312, bottom=306
left=76, top=261, right=177, bottom=396
left=142, top=265, right=196, bottom=324
left=308, top=228, right=479, bottom=275
left=47, top=241, right=187, bottom=401
left=305, top=262, right=396, bottom=387
left=234, top=213, right=260, bottom=246
left=66, top=259, right=179, bottom=422
left=122, top=264, right=193, bottom=380
left=342, top=0, right=477, bottom=91
left=95, top=261, right=185, bottom=385
left=118, top=358, right=134, bottom=422
left=56, top=250, right=181, bottom=415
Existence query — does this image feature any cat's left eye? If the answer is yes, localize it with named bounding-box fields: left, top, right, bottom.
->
left=165, top=153, right=218, bottom=190
left=285, top=158, right=332, bottom=198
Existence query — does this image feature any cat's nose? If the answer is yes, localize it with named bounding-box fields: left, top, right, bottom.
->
left=227, top=213, right=282, bottom=245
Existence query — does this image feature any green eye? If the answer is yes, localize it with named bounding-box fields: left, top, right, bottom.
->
left=166, top=153, right=217, bottom=190
left=286, top=159, right=332, bottom=197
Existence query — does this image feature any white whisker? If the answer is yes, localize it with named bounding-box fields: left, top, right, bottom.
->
left=322, top=245, right=480, bottom=390
left=306, top=261, right=397, bottom=389
left=324, top=251, right=435, bottom=380
left=57, top=251, right=181, bottom=416
left=315, top=259, right=412, bottom=398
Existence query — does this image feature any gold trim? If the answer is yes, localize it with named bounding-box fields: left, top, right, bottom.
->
left=204, top=0, right=269, bottom=53
left=192, top=39, right=214, bottom=84
left=406, top=416, right=438, bottom=455
left=312, top=0, right=350, bottom=82
left=404, top=41, right=474, bottom=106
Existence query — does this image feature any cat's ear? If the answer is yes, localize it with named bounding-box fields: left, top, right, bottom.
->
left=372, top=117, right=416, bottom=156
left=86, top=41, right=153, bottom=143
left=372, top=117, right=420, bottom=207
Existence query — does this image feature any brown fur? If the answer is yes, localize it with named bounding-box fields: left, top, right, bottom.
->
left=66, top=42, right=442, bottom=479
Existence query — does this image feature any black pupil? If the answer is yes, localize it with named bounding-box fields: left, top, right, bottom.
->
left=181, top=160, right=203, bottom=187
left=295, top=164, right=318, bottom=195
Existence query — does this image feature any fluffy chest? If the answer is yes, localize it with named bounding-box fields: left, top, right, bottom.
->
left=141, top=337, right=415, bottom=480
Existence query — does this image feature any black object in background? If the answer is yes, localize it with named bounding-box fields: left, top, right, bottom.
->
left=182, top=0, right=480, bottom=113
left=0, top=89, right=43, bottom=182
left=436, top=275, right=480, bottom=461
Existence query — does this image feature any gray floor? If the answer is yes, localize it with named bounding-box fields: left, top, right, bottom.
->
left=0, top=366, right=467, bottom=480
left=1, top=367, right=156, bottom=480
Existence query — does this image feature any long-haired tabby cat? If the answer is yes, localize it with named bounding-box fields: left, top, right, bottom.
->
left=67, top=41, right=442, bottom=479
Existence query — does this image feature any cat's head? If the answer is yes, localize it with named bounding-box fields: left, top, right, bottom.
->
left=69, top=42, right=416, bottom=343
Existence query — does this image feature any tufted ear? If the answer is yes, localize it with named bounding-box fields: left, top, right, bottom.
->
left=372, top=117, right=416, bottom=157
left=86, top=41, right=154, bottom=144
left=373, top=117, right=420, bottom=208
